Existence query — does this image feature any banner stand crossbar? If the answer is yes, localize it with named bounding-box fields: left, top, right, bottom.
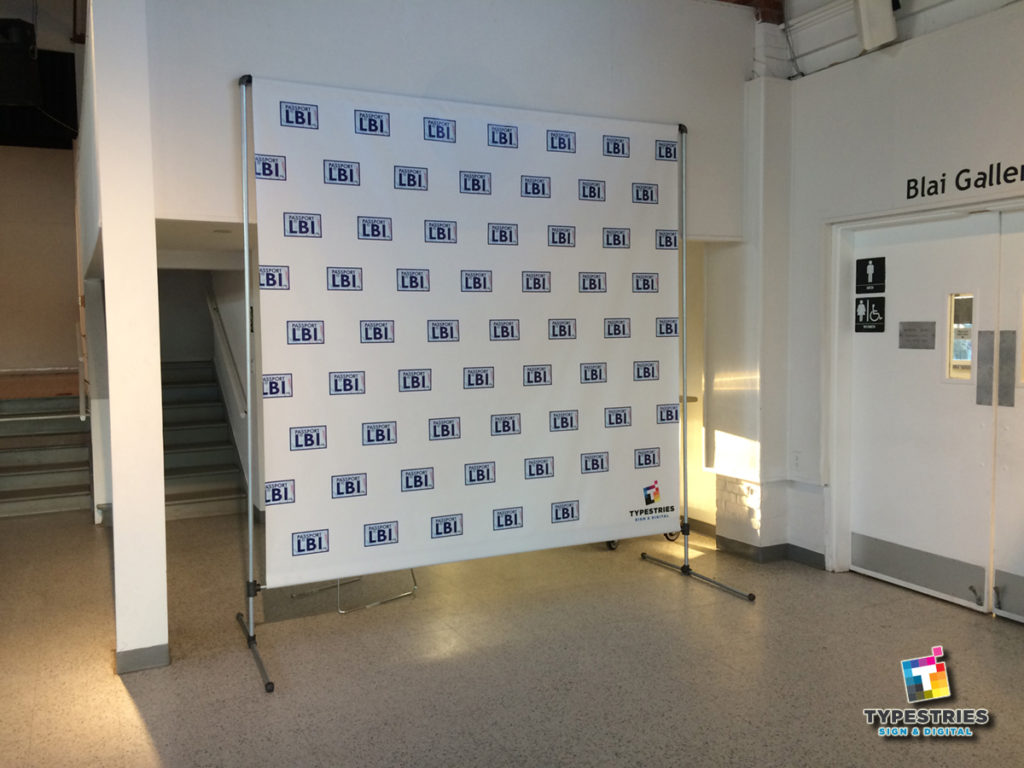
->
left=289, top=569, right=418, bottom=614
left=237, top=74, right=276, bottom=693
left=639, top=124, right=755, bottom=603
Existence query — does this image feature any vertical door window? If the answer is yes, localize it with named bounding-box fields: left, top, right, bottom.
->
left=948, top=294, right=973, bottom=380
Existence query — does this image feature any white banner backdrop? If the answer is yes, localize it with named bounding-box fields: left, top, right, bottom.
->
left=250, top=77, right=680, bottom=588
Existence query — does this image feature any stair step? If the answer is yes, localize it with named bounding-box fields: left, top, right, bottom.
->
left=162, top=381, right=222, bottom=404
left=0, top=415, right=89, bottom=437
left=0, top=484, right=93, bottom=518
left=162, top=401, right=225, bottom=424
left=165, top=464, right=244, bottom=494
left=164, top=441, right=238, bottom=469
left=161, top=361, right=216, bottom=384
left=166, top=487, right=246, bottom=520
left=163, top=419, right=230, bottom=446
left=0, top=461, right=91, bottom=492
left=0, top=396, right=80, bottom=417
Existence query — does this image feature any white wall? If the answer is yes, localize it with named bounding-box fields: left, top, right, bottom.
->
left=785, top=2, right=1024, bottom=559
left=145, top=0, right=752, bottom=240
left=0, top=148, right=79, bottom=371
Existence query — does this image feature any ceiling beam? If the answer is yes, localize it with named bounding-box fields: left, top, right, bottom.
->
left=712, top=0, right=785, bottom=25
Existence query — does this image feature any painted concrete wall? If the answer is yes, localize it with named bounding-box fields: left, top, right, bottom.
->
left=0, top=148, right=79, bottom=371
left=157, top=270, right=213, bottom=362
left=145, top=0, right=753, bottom=240
left=785, top=2, right=1024, bottom=561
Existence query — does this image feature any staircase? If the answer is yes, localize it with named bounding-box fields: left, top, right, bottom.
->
left=162, top=360, right=246, bottom=519
left=0, top=397, right=92, bottom=518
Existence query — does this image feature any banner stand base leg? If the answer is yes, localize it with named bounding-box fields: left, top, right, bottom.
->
left=289, top=569, right=418, bottom=614
left=235, top=612, right=275, bottom=693
left=641, top=547, right=755, bottom=602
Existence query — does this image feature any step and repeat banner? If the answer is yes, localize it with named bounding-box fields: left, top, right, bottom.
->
left=250, top=77, right=680, bottom=588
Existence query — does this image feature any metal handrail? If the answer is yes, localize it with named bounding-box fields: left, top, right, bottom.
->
left=206, top=293, right=247, bottom=417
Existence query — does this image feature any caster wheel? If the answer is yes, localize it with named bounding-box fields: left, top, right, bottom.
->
left=606, top=540, right=619, bottom=550
left=664, top=531, right=680, bottom=542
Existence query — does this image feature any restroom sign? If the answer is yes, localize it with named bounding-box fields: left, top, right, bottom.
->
left=855, top=297, right=885, bottom=333
left=856, top=257, right=885, bottom=294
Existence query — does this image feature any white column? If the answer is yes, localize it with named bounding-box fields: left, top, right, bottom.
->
left=89, top=0, right=168, bottom=672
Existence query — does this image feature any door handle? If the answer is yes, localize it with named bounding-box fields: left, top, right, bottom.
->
left=977, top=331, right=994, bottom=406
left=999, top=330, right=1016, bottom=407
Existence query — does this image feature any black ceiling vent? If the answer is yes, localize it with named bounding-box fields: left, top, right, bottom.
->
left=0, top=19, right=77, bottom=150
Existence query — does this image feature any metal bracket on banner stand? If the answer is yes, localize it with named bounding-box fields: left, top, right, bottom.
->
left=639, top=123, right=755, bottom=603
left=289, top=569, right=418, bottom=614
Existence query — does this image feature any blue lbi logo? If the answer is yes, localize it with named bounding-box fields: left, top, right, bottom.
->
left=578, top=179, right=606, bottom=201
left=656, top=229, right=678, bottom=250
left=465, top=461, right=496, bottom=485
left=425, top=220, right=457, bottom=243
left=551, top=500, right=580, bottom=523
left=579, top=272, right=606, bottom=293
left=329, top=371, right=365, bottom=395
left=493, top=507, right=523, bottom=531
left=259, top=265, right=289, bottom=290
left=427, top=319, right=459, bottom=342
left=488, top=223, right=518, bottom=245
left=657, top=403, right=680, bottom=424
left=603, top=228, right=630, bottom=248
left=604, top=318, right=631, bottom=339
left=634, top=448, right=661, bottom=468
left=284, top=212, right=321, bottom=238
left=431, top=514, right=463, bottom=539
left=424, top=116, right=456, bottom=143
left=580, top=362, right=607, bottom=384
left=547, top=129, right=576, bottom=153
left=265, top=479, right=295, bottom=505
left=461, top=270, right=492, bottom=292
left=603, top=135, right=630, bottom=157
left=548, top=319, right=576, bottom=340
left=255, top=154, right=286, bottom=180
left=632, top=183, right=659, bottom=204
left=280, top=101, right=317, bottom=129
left=364, top=521, right=398, bottom=547
left=521, top=175, right=551, bottom=198
left=331, top=473, right=367, bottom=499
left=362, top=421, right=397, bottom=446
left=429, top=417, right=461, bottom=441
left=357, top=216, right=393, bottom=241
left=292, top=529, right=328, bottom=556
left=489, top=319, right=520, bottom=341
left=549, top=410, right=579, bottom=432
left=522, top=271, right=551, bottom=293
left=397, top=268, right=430, bottom=291
left=548, top=226, right=576, bottom=247
left=605, top=407, right=632, bottom=428
left=491, top=413, right=522, bottom=436
left=398, top=369, right=432, bottom=392
left=324, top=160, right=359, bottom=185
left=354, top=109, right=390, bottom=136
left=525, top=456, right=554, bottom=479
left=581, top=452, right=609, bottom=474
left=460, top=171, right=492, bottom=195
left=327, top=266, right=363, bottom=291
left=401, top=467, right=434, bottom=492
left=488, top=123, right=518, bottom=148
left=633, top=361, right=660, bottom=381
left=394, top=165, right=428, bottom=191
left=632, top=273, right=659, bottom=293
left=287, top=321, right=324, bottom=345
left=523, top=365, right=552, bottom=387
left=290, top=425, right=326, bottom=451
left=360, top=320, right=394, bottom=343
left=656, top=317, right=679, bottom=337
left=262, top=373, right=293, bottom=398
left=656, top=140, right=678, bottom=161
left=464, top=367, right=494, bottom=389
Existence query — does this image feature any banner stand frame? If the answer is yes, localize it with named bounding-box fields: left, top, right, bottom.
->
left=236, top=74, right=276, bottom=693
left=640, top=124, right=755, bottom=603
left=289, top=569, right=419, bottom=614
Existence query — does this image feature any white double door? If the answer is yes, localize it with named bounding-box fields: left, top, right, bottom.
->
left=849, top=209, right=1024, bottom=621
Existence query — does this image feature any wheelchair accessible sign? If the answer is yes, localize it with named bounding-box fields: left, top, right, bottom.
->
left=856, top=297, right=885, bottom=333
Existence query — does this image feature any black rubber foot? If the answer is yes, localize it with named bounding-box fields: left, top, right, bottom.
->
left=606, top=540, right=618, bottom=550
left=265, top=682, right=275, bottom=693
left=748, top=594, right=756, bottom=602
left=640, top=552, right=648, bottom=560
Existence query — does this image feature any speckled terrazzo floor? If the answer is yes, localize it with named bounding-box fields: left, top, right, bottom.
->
left=2, top=511, right=1021, bottom=767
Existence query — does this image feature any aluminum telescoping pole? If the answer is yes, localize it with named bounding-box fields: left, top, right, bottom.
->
left=237, top=75, right=275, bottom=691
left=641, top=125, right=754, bottom=602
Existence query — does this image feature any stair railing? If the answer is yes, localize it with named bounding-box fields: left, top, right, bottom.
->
left=207, top=293, right=247, bottom=418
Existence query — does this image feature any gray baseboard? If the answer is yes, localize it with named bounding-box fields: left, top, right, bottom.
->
left=116, top=644, right=170, bottom=674
left=716, top=534, right=825, bottom=569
